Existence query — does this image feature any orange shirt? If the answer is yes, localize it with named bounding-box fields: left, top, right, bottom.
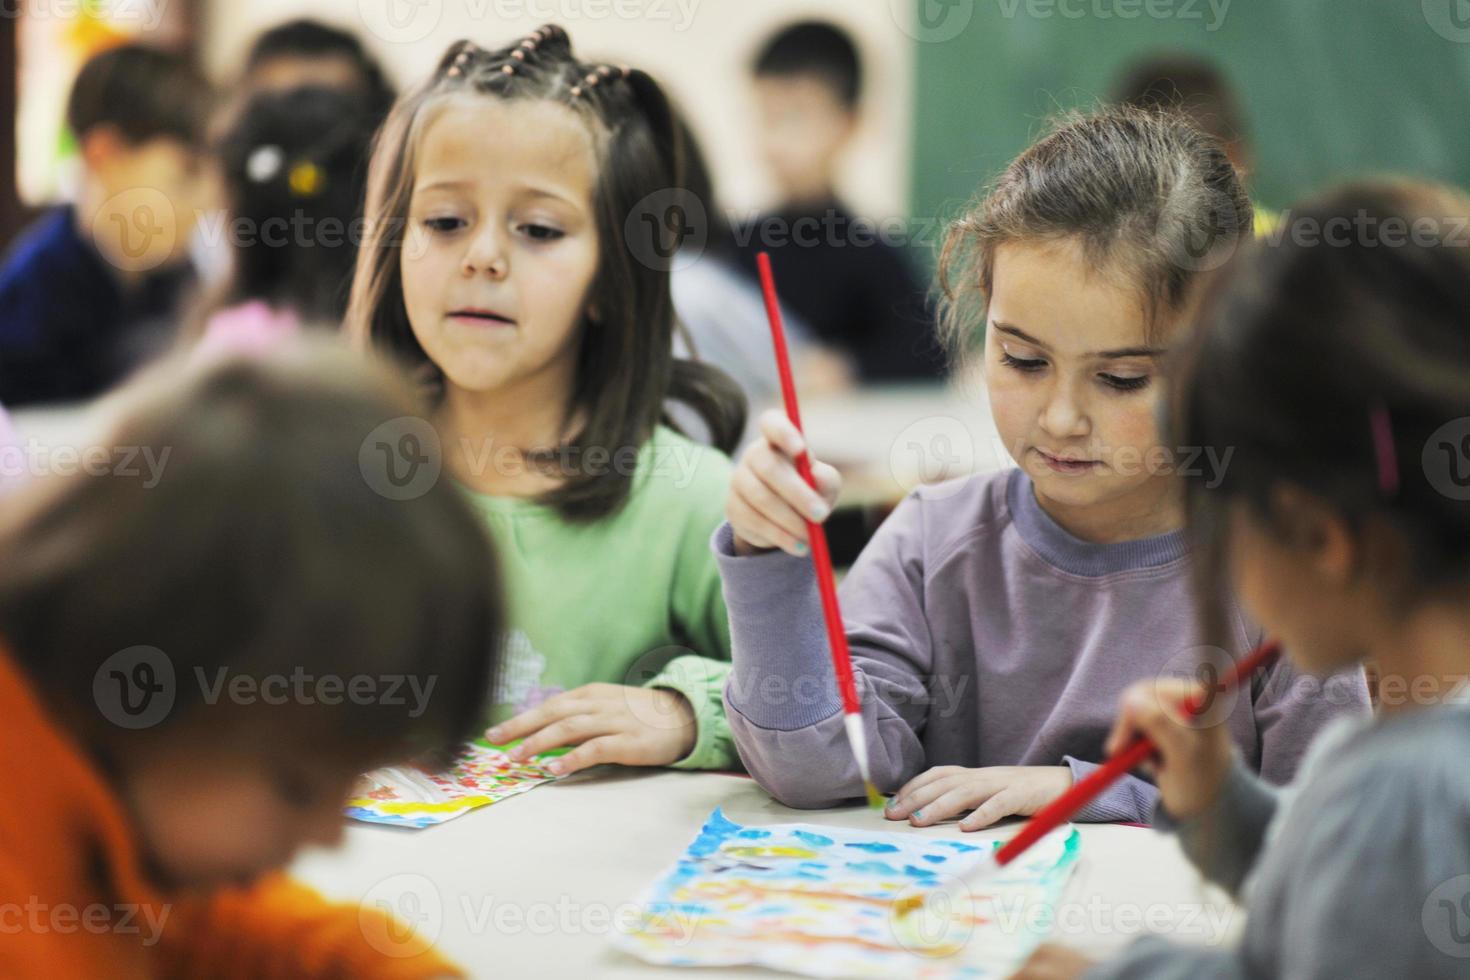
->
left=0, top=650, right=461, bottom=978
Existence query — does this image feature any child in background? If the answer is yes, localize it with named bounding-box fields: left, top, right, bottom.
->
left=0, top=45, right=213, bottom=407
left=1111, top=53, right=1279, bottom=237
left=727, top=20, right=942, bottom=383
left=718, top=107, right=1368, bottom=823
left=241, top=18, right=396, bottom=123
left=1014, top=181, right=1470, bottom=980
left=191, top=86, right=378, bottom=352
left=0, top=340, right=503, bottom=977
left=349, top=26, right=747, bottom=777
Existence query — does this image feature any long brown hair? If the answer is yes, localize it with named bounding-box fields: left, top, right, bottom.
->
left=345, top=25, right=745, bottom=522
left=937, top=105, right=1252, bottom=363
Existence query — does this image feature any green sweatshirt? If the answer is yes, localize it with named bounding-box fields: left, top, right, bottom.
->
left=463, top=426, right=737, bottom=771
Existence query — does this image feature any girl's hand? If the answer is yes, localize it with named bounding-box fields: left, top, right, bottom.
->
left=728, top=409, right=842, bottom=558
left=487, top=683, right=696, bottom=776
left=884, top=766, right=1073, bottom=831
left=1104, top=679, right=1234, bottom=820
left=1008, top=943, right=1096, bottom=979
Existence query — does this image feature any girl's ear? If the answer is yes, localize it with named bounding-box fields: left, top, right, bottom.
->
left=1269, top=484, right=1357, bottom=586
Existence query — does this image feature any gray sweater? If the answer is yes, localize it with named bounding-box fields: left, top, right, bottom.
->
left=1086, top=703, right=1470, bottom=978
left=714, top=469, right=1370, bottom=818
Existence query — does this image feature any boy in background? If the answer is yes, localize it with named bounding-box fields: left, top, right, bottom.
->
left=729, top=21, right=943, bottom=384
left=0, top=45, right=213, bottom=406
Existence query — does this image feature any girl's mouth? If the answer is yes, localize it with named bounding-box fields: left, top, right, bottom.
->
left=1035, top=449, right=1101, bottom=474
left=448, top=308, right=516, bottom=326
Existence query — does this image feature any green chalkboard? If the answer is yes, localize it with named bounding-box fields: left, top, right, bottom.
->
left=908, top=0, right=1470, bottom=269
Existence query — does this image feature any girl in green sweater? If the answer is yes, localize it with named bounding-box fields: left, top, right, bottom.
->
left=347, top=25, right=746, bottom=776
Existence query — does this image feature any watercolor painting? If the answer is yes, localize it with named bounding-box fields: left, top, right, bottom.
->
left=344, top=740, right=565, bottom=829
left=613, top=809, right=1080, bottom=978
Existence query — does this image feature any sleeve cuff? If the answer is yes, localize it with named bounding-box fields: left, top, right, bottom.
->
left=1062, top=756, right=1159, bottom=823
left=647, top=654, right=738, bottom=771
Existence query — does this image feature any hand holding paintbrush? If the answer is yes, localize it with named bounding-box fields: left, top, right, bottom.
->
left=727, top=252, right=883, bottom=808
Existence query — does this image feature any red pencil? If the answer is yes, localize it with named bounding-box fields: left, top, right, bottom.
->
left=900, top=639, right=1282, bottom=912
left=755, top=251, right=882, bottom=809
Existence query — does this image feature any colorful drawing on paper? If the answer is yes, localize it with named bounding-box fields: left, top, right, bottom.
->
left=613, top=809, right=1080, bottom=978
left=345, top=740, right=565, bottom=829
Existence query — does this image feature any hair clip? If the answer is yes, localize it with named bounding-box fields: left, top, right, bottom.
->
left=501, top=64, right=515, bottom=75
left=597, top=65, right=613, bottom=78
left=511, top=49, right=525, bottom=61
left=288, top=161, right=324, bottom=197
left=245, top=145, right=284, bottom=183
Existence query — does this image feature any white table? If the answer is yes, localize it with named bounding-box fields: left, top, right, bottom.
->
left=292, top=768, right=1242, bottom=978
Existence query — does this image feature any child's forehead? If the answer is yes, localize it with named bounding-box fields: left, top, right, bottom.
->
left=412, top=96, right=599, bottom=198
left=988, top=238, right=1159, bottom=354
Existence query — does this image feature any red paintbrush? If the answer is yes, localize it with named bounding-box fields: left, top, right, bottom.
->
left=755, top=251, right=883, bottom=810
left=899, top=638, right=1282, bottom=912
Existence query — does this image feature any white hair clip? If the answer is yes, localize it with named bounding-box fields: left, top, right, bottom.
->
left=245, top=145, right=285, bottom=184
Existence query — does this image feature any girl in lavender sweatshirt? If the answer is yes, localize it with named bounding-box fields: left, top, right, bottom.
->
left=715, top=107, right=1369, bottom=826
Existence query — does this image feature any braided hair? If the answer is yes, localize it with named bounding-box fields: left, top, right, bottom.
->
left=347, top=25, right=745, bottom=522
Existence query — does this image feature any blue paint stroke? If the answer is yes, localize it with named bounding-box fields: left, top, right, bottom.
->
left=792, top=830, right=834, bottom=847
left=846, top=860, right=900, bottom=875
left=921, top=853, right=948, bottom=863
left=844, top=842, right=900, bottom=854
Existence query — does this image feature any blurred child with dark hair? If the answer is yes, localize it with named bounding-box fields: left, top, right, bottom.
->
left=191, top=86, right=378, bottom=352
left=728, top=20, right=942, bottom=384
left=0, top=44, right=214, bottom=407
left=0, top=339, right=503, bottom=977
left=1111, top=53, right=1278, bottom=235
left=243, top=18, right=396, bottom=123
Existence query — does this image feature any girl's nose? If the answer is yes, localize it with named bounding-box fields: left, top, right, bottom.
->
left=1040, top=381, right=1090, bottom=438
left=462, top=230, right=509, bottom=280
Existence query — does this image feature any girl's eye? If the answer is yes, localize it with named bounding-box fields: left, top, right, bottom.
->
left=1100, top=373, right=1151, bottom=392
left=1000, top=351, right=1047, bottom=373
left=518, top=223, right=565, bottom=242
left=423, top=216, right=465, bottom=234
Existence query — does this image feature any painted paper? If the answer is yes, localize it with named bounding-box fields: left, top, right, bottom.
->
left=614, top=809, right=1080, bottom=978
left=345, top=740, right=563, bottom=829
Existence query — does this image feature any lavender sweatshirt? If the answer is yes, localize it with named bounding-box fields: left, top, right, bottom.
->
left=714, top=468, right=1370, bottom=820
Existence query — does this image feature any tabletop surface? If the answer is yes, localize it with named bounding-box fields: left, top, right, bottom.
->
left=292, top=767, right=1242, bottom=979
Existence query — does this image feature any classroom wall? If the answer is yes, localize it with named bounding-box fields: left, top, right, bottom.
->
left=200, top=0, right=919, bottom=220
left=909, top=0, right=1470, bottom=269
